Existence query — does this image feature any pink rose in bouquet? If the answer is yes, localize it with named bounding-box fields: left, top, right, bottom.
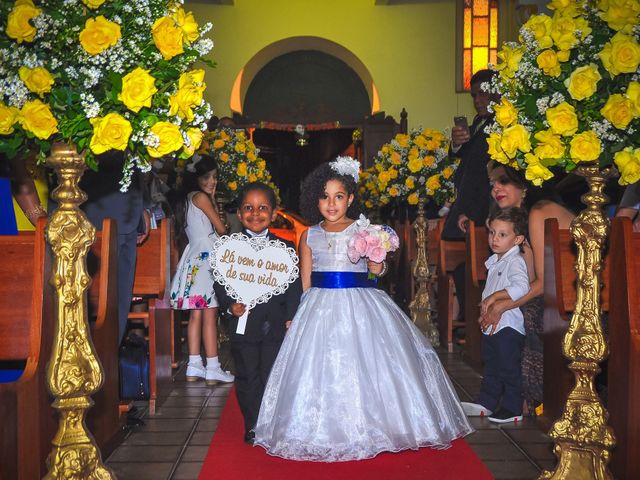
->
left=348, top=215, right=400, bottom=264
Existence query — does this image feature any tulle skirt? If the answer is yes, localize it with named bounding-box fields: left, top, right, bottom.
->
left=254, top=286, right=473, bottom=462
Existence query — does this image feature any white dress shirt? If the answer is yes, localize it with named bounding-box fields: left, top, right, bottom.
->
left=482, top=245, right=530, bottom=336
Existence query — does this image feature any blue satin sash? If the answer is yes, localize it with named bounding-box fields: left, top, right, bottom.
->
left=311, top=271, right=377, bottom=289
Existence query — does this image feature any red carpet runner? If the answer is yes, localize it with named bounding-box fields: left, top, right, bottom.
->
left=199, top=389, right=493, bottom=480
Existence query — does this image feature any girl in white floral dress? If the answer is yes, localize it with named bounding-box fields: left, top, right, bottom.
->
left=170, top=155, right=234, bottom=385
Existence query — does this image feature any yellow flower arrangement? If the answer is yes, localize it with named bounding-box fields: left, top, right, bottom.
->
left=0, top=0, right=215, bottom=191
left=487, top=0, right=640, bottom=186
left=204, top=128, right=280, bottom=201
left=370, top=127, right=458, bottom=206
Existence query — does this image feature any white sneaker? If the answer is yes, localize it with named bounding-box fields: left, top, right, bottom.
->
left=205, top=365, right=235, bottom=385
left=461, top=401, right=493, bottom=417
left=186, top=363, right=206, bottom=382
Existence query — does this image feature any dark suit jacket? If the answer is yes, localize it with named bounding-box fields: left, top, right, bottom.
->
left=442, top=115, right=493, bottom=240
left=214, top=231, right=302, bottom=343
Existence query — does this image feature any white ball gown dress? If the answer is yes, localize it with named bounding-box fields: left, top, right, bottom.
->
left=254, top=222, right=473, bottom=462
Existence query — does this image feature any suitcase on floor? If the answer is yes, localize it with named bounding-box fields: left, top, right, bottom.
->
left=119, top=334, right=150, bottom=400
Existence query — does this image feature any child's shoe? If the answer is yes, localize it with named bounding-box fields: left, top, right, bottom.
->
left=488, top=408, right=523, bottom=424
left=205, top=365, right=235, bottom=385
left=461, top=401, right=493, bottom=417
left=186, top=363, right=206, bottom=382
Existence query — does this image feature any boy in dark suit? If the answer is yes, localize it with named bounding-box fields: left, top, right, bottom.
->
left=214, top=182, right=302, bottom=445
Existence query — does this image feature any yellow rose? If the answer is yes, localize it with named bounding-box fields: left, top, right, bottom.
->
left=564, top=63, right=601, bottom=100
left=524, top=153, right=554, bottom=186
left=551, top=15, right=579, bottom=51
left=390, top=151, right=401, bottom=165
left=627, top=81, right=640, bottom=116
left=257, top=159, right=266, bottom=170
left=147, top=122, right=183, bottom=158
left=19, top=99, right=58, bottom=139
left=487, top=132, right=508, bottom=164
left=426, top=174, right=441, bottom=193
left=407, top=157, right=423, bottom=173
left=601, top=93, right=635, bottom=129
left=569, top=131, right=602, bottom=162
left=18, top=66, right=54, bottom=97
left=237, top=162, right=247, bottom=177
left=82, top=0, right=106, bottom=8
left=79, top=15, right=121, bottom=55
left=496, top=44, right=525, bottom=79
left=388, top=186, right=399, bottom=197
left=234, top=142, right=246, bottom=153
left=598, top=0, right=640, bottom=32
left=172, top=7, right=199, bottom=43
left=395, top=134, right=409, bottom=148
left=546, top=102, right=578, bottom=136
left=6, top=0, right=41, bottom=43
left=220, top=152, right=229, bottom=162
left=442, top=166, right=454, bottom=179
left=152, top=16, right=184, bottom=60
left=365, top=200, right=374, bottom=209
left=557, top=49, right=571, bottom=62
left=536, top=49, right=562, bottom=77
left=522, top=14, right=553, bottom=49
left=500, top=124, right=531, bottom=158
left=388, top=168, right=398, bottom=179
left=405, top=177, right=415, bottom=189
left=183, top=128, right=203, bottom=156
left=533, top=129, right=565, bottom=160
left=118, top=68, right=157, bottom=113
left=247, top=150, right=257, bottom=161
left=407, top=192, right=419, bottom=205
left=0, top=103, right=19, bottom=135
left=547, top=0, right=581, bottom=16
left=494, top=98, right=519, bottom=127
left=599, top=32, right=640, bottom=76
left=213, top=139, right=225, bottom=149
left=614, top=147, right=640, bottom=185
left=228, top=181, right=238, bottom=191
left=179, top=69, right=206, bottom=91
left=89, top=113, right=133, bottom=155
left=423, top=155, right=436, bottom=167
left=168, top=87, right=202, bottom=121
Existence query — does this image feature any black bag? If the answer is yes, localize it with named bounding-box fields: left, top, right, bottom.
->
left=119, top=334, right=150, bottom=400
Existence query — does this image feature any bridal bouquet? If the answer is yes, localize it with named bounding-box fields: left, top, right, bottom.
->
left=347, top=215, right=400, bottom=265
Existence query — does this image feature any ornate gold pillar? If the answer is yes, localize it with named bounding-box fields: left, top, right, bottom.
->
left=540, top=164, right=615, bottom=480
left=409, top=199, right=440, bottom=346
left=44, top=143, right=114, bottom=479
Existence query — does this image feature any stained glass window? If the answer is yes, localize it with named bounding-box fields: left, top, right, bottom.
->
left=457, top=0, right=498, bottom=91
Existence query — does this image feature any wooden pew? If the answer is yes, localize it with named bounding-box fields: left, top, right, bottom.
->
left=608, top=217, right=640, bottom=480
left=541, top=218, right=610, bottom=431
left=0, top=219, right=57, bottom=480
left=437, top=221, right=466, bottom=351
left=128, top=219, right=173, bottom=415
left=463, top=222, right=488, bottom=370
left=86, top=218, right=125, bottom=455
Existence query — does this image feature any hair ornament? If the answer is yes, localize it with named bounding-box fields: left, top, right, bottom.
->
left=329, top=156, right=360, bottom=182
left=186, top=154, right=203, bottom=173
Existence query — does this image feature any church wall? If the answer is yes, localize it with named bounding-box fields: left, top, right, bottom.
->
left=187, top=0, right=478, bottom=132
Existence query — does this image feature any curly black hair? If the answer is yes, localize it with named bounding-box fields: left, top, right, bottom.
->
left=299, top=162, right=362, bottom=224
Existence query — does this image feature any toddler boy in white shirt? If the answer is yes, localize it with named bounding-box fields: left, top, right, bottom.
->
left=462, top=207, right=530, bottom=423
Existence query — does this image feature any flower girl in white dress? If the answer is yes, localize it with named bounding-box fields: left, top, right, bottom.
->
left=254, top=157, right=473, bottom=462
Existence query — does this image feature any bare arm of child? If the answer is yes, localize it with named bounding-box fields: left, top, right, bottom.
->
left=298, top=229, right=312, bottom=291
left=192, top=191, right=226, bottom=235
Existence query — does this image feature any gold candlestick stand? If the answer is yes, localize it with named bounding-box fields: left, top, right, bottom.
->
left=409, top=199, right=440, bottom=346
left=541, top=164, right=615, bottom=480
left=44, top=143, right=114, bottom=479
